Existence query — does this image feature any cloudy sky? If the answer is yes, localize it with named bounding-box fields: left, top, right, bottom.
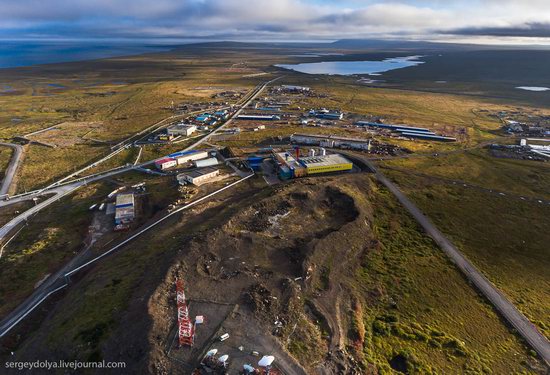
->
left=2, top=0, right=550, bottom=44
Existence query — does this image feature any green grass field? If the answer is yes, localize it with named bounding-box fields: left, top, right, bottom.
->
left=381, top=148, right=550, bottom=200
left=348, top=180, right=544, bottom=373
left=0, top=145, right=12, bottom=180
left=380, top=168, right=550, bottom=340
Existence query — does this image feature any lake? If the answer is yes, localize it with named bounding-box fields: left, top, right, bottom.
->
left=276, top=55, right=424, bottom=75
left=516, top=86, right=550, bottom=92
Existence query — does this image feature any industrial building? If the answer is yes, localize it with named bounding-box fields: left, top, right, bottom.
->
left=115, top=193, right=135, bottom=224
left=167, top=124, right=197, bottom=137
left=399, top=132, right=457, bottom=142
left=273, top=151, right=307, bottom=179
left=214, top=109, right=229, bottom=119
left=521, top=138, right=550, bottom=158
left=309, top=109, right=343, bottom=120
left=247, top=156, right=265, bottom=170
left=169, top=150, right=210, bottom=165
left=300, top=154, right=353, bottom=175
left=194, top=157, right=219, bottom=168
left=155, top=157, right=177, bottom=170
left=177, top=167, right=220, bottom=186
left=356, top=121, right=457, bottom=142
left=273, top=150, right=352, bottom=179
left=256, top=106, right=281, bottom=112
left=237, top=114, right=281, bottom=121
left=281, top=85, right=310, bottom=92
left=196, top=114, right=211, bottom=122
left=356, top=121, right=432, bottom=133
left=290, top=133, right=371, bottom=151
left=155, top=150, right=211, bottom=170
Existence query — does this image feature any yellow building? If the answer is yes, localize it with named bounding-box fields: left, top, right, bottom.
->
left=300, top=154, right=353, bottom=175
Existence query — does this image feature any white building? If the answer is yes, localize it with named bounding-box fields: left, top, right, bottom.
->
left=155, top=157, right=177, bottom=170
left=194, top=157, right=219, bottom=168
left=290, top=133, right=370, bottom=151
left=174, top=150, right=209, bottom=165
left=282, top=85, right=310, bottom=92
left=167, top=124, right=197, bottom=137
left=115, top=193, right=135, bottom=224
left=177, top=167, right=220, bottom=186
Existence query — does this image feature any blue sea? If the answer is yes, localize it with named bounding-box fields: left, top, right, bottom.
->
left=0, top=41, right=175, bottom=69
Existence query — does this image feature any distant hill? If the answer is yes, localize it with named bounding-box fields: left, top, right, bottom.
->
left=330, top=38, right=550, bottom=51
left=330, top=39, right=489, bottom=51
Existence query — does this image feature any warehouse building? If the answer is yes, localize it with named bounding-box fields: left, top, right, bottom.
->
left=309, top=109, right=343, bottom=120
left=356, top=121, right=432, bottom=133
left=273, top=150, right=352, bottom=179
left=281, top=85, right=310, bottom=92
left=169, top=150, right=210, bottom=165
left=196, top=114, right=211, bottom=122
left=300, top=154, right=353, bottom=174
left=290, top=133, right=371, bottom=151
left=194, top=157, right=219, bottom=168
left=167, top=124, right=197, bottom=137
left=155, top=157, right=177, bottom=170
left=399, top=132, right=457, bottom=142
left=177, top=167, right=220, bottom=186
left=115, top=193, right=135, bottom=224
left=273, top=151, right=307, bottom=179
left=237, top=114, right=281, bottom=121
left=356, top=121, right=456, bottom=142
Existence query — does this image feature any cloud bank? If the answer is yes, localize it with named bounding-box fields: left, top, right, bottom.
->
left=1, top=0, right=550, bottom=44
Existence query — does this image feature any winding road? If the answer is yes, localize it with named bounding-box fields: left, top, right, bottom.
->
left=0, top=142, right=23, bottom=196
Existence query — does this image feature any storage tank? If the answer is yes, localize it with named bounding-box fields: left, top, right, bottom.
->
left=194, top=157, right=219, bottom=168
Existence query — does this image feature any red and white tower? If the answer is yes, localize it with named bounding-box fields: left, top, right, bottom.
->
left=175, top=278, right=194, bottom=347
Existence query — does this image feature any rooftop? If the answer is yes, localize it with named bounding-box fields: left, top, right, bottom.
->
left=275, top=151, right=304, bottom=170
left=292, top=133, right=370, bottom=143
left=299, top=153, right=352, bottom=167
left=116, top=193, right=134, bottom=206
left=179, top=167, right=219, bottom=179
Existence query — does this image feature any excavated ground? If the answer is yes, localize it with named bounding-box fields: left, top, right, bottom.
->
left=148, top=175, right=372, bottom=374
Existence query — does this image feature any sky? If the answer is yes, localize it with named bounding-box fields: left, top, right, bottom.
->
left=2, top=0, right=550, bottom=44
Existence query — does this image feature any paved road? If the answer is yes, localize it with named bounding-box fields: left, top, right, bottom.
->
left=0, top=142, right=23, bottom=196
left=344, top=152, right=550, bottom=366
left=0, top=77, right=281, bottom=337
left=0, top=171, right=254, bottom=338
left=182, top=76, right=281, bottom=152
left=0, top=164, right=139, bottom=247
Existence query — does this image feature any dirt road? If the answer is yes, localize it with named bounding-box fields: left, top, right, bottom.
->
left=0, top=142, right=23, bottom=196
left=353, top=155, right=550, bottom=366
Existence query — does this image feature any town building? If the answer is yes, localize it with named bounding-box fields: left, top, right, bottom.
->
left=115, top=193, right=135, bottom=224
left=194, top=157, right=219, bottom=168
left=272, top=150, right=352, bottom=179
left=355, top=121, right=456, bottom=142
left=281, top=85, right=310, bottom=92
left=155, top=157, right=177, bottom=170
left=168, top=150, right=210, bottom=165
left=167, top=124, right=197, bottom=137
left=237, top=114, right=281, bottom=121
left=300, top=154, right=353, bottom=175
left=309, top=109, right=343, bottom=120
left=177, top=167, right=220, bottom=186
left=196, top=114, right=211, bottom=122
left=290, top=133, right=371, bottom=151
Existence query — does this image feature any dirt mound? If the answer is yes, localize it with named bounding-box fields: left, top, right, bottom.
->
left=245, top=283, right=277, bottom=315
left=145, top=174, right=374, bottom=374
